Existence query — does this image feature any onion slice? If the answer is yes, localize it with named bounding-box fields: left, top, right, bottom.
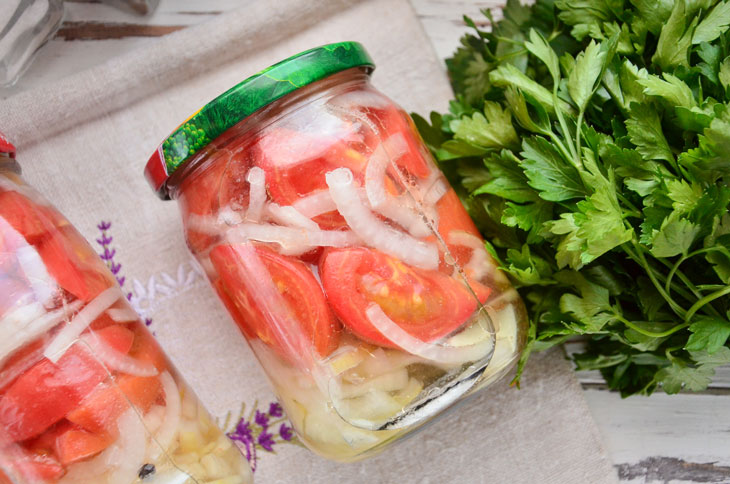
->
left=291, top=190, right=337, bottom=218
left=106, top=307, right=139, bottom=323
left=364, top=134, right=408, bottom=209
left=149, top=371, right=181, bottom=459
left=228, top=223, right=358, bottom=255
left=365, top=303, right=493, bottom=365
left=448, top=231, right=490, bottom=280
left=44, top=288, right=122, bottom=362
left=266, top=203, right=320, bottom=231
left=81, top=333, right=158, bottom=377
left=245, top=167, right=266, bottom=222
left=326, top=168, right=439, bottom=270
left=15, top=245, right=57, bottom=307
left=0, top=300, right=82, bottom=365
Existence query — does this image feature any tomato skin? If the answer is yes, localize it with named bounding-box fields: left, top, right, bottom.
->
left=0, top=345, right=107, bottom=442
left=433, top=190, right=484, bottom=271
left=0, top=191, right=55, bottom=245
left=210, top=244, right=340, bottom=358
left=66, top=374, right=161, bottom=436
left=37, top=226, right=112, bottom=303
left=320, top=247, right=489, bottom=349
left=0, top=326, right=131, bottom=442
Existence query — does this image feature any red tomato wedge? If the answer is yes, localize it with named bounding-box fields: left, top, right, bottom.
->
left=433, top=190, right=485, bottom=270
left=66, top=374, right=161, bottom=435
left=54, top=427, right=113, bottom=465
left=0, top=191, right=55, bottom=245
left=37, top=227, right=111, bottom=303
left=210, top=244, right=340, bottom=357
left=0, top=450, right=64, bottom=482
left=320, top=247, right=490, bottom=349
left=256, top=128, right=367, bottom=230
left=178, top=151, right=229, bottom=253
left=0, top=327, right=130, bottom=442
left=371, top=106, right=431, bottom=179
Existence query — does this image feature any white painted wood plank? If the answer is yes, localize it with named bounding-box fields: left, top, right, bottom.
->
left=585, top=389, right=730, bottom=481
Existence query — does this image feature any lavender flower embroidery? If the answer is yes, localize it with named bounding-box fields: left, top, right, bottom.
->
left=225, top=400, right=300, bottom=472
left=96, top=221, right=152, bottom=327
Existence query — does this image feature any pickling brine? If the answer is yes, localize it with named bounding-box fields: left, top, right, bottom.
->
left=0, top=135, right=252, bottom=483
left=146, top=42, right=527, bottom=461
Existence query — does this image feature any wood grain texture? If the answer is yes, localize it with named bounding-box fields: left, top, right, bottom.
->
left=4, top=1, right=730, bottom=482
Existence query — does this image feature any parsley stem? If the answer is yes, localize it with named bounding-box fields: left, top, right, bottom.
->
left=663, top=247, right=725, bottom=318
left=684, top=286, right=730, bottom=323
left=625, top=242, right=687, bottom=319
left=613, top=313, right=689, bottom=338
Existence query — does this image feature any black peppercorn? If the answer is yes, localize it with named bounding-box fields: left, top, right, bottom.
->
left=138, top=463, right=156, bottom=479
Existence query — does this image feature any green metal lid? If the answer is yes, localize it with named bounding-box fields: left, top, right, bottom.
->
left=145, top=41, right=374, bottom=198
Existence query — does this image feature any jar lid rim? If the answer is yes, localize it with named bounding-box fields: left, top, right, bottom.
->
left=144, top=41, right=374, bottom=198
left=0, top=131, right=16, bottom=159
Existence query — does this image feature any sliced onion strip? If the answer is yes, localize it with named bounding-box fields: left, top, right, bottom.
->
left=106, top=307, right=139, bottom=323
left=44, top=288, right=122, bottom=362
left=149, top=371, right=182, bottom=459
left=266, top=203, right=320, bottom=231
left=15, top=245, right=57, bottom=307
left=245, top=167, right=266, bottom=222
left=291, top=190, right=337, bottom=218
left=0, top=300, right=82, bottom=365
left=448, top=231, right=490, bottom=280
left=228, top=223, right=358, bottom=256
left=365, top=304, right=493, bottom=365
left=81, top=333, right=158, bottom=377
left=326, top=168, right=439, bottom=270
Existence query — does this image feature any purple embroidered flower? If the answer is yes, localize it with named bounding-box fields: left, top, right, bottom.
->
left=279, top=423, right=294, bottom=441
left=254, top=410, right=269, bottom=428
left=228, top=421, right=256, bottom=467
left=268, top=402, right=283, bottom=418
left=257, top=429, right=276, bottom=452
left=95, top=221, right=127, bottom=292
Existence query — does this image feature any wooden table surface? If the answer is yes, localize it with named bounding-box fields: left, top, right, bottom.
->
left=2, top=1, right=729, bottom=483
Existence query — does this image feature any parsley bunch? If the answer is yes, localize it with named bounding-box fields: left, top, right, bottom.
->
left=415, top=0, right=730, bottom=396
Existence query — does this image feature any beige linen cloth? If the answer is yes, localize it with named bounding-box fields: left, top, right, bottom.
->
left=0, top=0, right=618, bottom=482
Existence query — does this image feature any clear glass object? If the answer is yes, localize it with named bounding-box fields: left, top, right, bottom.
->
left=0, top=138, right=252, bottom=483
left=147, top=42, right=528, bottom=462
left=0, top=0, right=64, bottom=88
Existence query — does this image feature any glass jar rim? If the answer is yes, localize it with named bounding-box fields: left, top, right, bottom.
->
left=145, top=41, right=374, bottom=199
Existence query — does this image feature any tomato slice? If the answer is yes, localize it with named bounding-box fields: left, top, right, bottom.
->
left=66, top=374, right=161, bottom=435
left=210, top=244, right=340, bottom=357
left=0, top=327, right=129, bottom=442
left=256, top=128, right=367, bottom=230
left=320, top=247, right=490, bottom=349
left=371, top=106, right=431, bottom=179
left=37, top=226, right=111, bottom=303
left=0, top=449, right=64, bottom=482
left=431, top=190, right=485, bottom=272
left=178, top=151, right=228, bottom=253
left=0, top=191, right=55, bottom=245
left=54, top=426, right=113, bottom=466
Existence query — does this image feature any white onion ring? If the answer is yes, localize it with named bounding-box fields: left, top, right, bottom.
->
left=15, top=245, right=57, bottom=307
left=266, top=203, right=320, bottom=231
left=106, top=307, right=139, bottom=323
left=44, top=288, right=122, bottom=362
left=81, top=333, right=158, bottom=377
left=291, top=190, right=337, bottom=218
left=245, top=167, right=266, bottom=222
left=448, top=231, right=490, bottom=280
left=364, top=133, right=408, bottom=209
left=227, top=223, right=358, bottom=256
left=326, top=168, right=439, bottom=270
left=149, top=371, right=181, bottom=459
left=0, top=300, right=82, bottom=365
left=365, top=304, right=493, bottom=365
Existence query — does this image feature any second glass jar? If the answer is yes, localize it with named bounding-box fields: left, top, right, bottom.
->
left=146, top=42, right=527, bottom=461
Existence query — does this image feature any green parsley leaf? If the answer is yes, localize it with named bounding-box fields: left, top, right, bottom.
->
left=450, top=101, right=519, bottom=150
left=685, top=317, right=730, bottom=353
left=649, top=213, right=701, bottom=257
left=519, top=136, right=587, bottom=202
left=692, top=0, right=730, bottom=44
left=656, top=363, right=714, bottom=394
left=625, top=102, right=675, bottom=162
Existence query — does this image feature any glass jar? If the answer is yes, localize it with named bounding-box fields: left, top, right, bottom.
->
left=145, top=42, right=527, bottom=462
left=0, top=135, right=252, bottom=483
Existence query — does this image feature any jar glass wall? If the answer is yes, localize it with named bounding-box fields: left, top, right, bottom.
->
left=158, top=52, right=527, bottom=462
left=0, top=151, right=252, bottom=483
